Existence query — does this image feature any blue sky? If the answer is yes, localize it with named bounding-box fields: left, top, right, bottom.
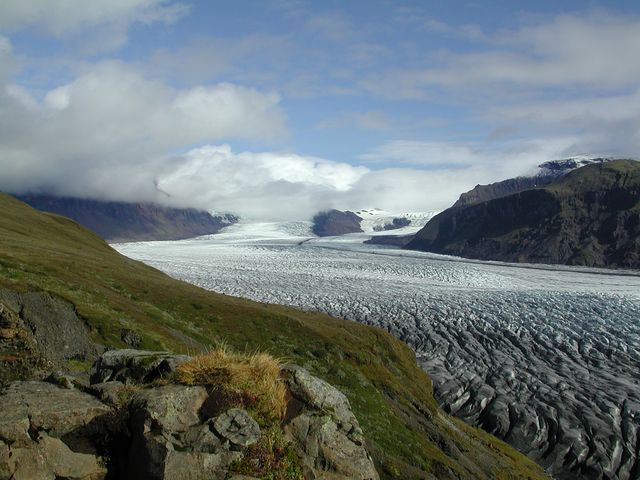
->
left=1, top=0, right=639, bottom=219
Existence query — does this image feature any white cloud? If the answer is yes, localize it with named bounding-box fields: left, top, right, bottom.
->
left=153, top=135, right=580, bottom=220
left=157, top=145, right=370, bottom=219
left=0, top=62, right=287, bottom=203
left=0, top=0, right=187, bottom=35
left=0, top=0, right=188, bottom=51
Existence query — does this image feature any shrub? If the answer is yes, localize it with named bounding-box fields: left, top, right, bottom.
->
left=174, top=346, right=287, bottom=424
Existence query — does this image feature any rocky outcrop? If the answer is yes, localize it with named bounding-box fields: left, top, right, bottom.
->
left=0, top=381, right=112, bottom=480
left=312, top=210, right=363, bottom=236
left=126, top=384, right=246, bottom=479
left=407, top=160, right=640, bottom=268
left=283, top=365, right=379, bottom=480
left=0, top=349, right=379, bottom=479
left=15, top=194, right=238, bottom=242
left=0, top=289, right=100, bottom=385
left=90, top=349, right=190, bottom=384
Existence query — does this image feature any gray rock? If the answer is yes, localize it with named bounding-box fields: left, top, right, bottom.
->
left=0, top=381, right=110, bottom=480
left=284, top=365, right=363, bottom=444
left=129, top=385, right=208, bottom=433
left=282, top=366, right=379, bottom=480
left=162, top=450, right=242, bottom=480
left=0, top=381, right=112, bottom=445
left=90, top=349, right=190, bottom=384
left=180, top=419, right=223, bottom=453
left=286, top=413, right=379, bottom=480
left=44, top=370, right=79, bottom=389
left=10, top=433, right=106, bottom=480
left=213, top=409, right=260, bottom=448
left=0, top=441, right=12, bottom=480
left=126, top=384, right=244, bottom=479
left=88, top=381, right=128, bottom=406
left=0, top=289, right=99, bottom=367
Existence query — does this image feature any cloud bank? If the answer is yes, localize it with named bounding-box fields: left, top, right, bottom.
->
left=0, top=60, right=287, bottom=207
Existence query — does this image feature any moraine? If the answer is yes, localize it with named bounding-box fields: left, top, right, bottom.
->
left=115, top=221, right=640, bottom=480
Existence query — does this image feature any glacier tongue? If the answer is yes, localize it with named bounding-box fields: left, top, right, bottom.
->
left=115, top=233, right=640, bottom=480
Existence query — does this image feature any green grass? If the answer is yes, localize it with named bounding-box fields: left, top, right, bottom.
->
left=0, top=193, right=548, bottom=480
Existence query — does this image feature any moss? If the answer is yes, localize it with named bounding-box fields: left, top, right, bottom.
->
left=228, top=425, right=303, bottom=480
left=66, top=358, right=92, bottom=373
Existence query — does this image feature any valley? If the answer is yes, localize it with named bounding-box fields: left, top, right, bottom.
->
left=116, top=224, right=640, bottom=480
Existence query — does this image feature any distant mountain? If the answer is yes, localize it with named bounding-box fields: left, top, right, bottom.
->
left=311, top=209, right=363, bottom=236
left=312, top=208, right=436, bottom=237
left=453, top=156, right=613, bottom=207
left=15, top=194, right=237, bottom=242
left=406, top=159, right=640, bottom=268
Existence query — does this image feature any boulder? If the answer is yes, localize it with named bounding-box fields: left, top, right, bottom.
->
left=88, top=381, right=132, bottom=406
left=129, top=385, right=208, bottom=433
left=213, top=408, right=260, bottom=448
left=282, top=365, right=379, bottom=480
left=0, top=381, right=112, bottom=445
left=0, top=381, right=111, bottom=480
left=90, top=349, right=190, bottom=384
left=0, top=441, right=12, bottom=480
left=10, top=433, right=106, bottom=480
left=126, top=385, right=245, bottom=479
left=284, top=365, right=364, bottom=445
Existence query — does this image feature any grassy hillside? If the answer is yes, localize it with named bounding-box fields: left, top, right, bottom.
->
left=0, top=193, right=547, bottom=480
left=15, top=194, right=236, bottom=242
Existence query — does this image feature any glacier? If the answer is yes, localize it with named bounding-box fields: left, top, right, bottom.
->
left=115, top=223, right=640, bottom=480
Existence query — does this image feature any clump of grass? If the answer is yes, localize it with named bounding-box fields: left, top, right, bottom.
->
left=174, top=346, right=287, bottom=424
left=229, top=425, right=304, bottom=480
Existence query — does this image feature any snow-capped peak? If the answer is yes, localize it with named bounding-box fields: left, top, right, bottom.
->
left=525, top=155, right=616, bottom=179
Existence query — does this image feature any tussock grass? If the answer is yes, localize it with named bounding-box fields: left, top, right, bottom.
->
left=174, top=346, right=287, bottom=424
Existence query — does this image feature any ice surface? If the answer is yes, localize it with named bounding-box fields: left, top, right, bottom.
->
left=115, top=225, right=640, bottom=479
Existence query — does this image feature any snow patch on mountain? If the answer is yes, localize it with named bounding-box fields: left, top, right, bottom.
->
left=354, top=208, right=438, bottom=233
left=526, top=155, right=616, bottom=178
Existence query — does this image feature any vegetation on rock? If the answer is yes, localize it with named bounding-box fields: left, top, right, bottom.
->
left=174, top=347, right=287, bottom=424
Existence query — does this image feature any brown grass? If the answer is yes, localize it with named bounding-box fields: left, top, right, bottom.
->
left=174, top=346, right=287, bottom=424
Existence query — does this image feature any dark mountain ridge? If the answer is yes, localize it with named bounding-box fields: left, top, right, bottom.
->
left=453, top=156, right=613, bottom=208
left=14, top=194, right=237, bottom=242
left=406, top=160, right=640, bottom=268
left=311, top=209, right=363, bottom=236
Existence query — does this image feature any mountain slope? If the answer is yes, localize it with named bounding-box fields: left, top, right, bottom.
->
left=0, top=193, right=547, bottom=479
left=312, top=209, right=363, bottom=236
left=407, top=160, right=640, bottom=268
left=453, top=156, right=613, bottom=208
left=15, top=194, right=236, bottom=242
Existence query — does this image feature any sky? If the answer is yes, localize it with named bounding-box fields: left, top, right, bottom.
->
left=0, top=0, right=639, bottom=220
